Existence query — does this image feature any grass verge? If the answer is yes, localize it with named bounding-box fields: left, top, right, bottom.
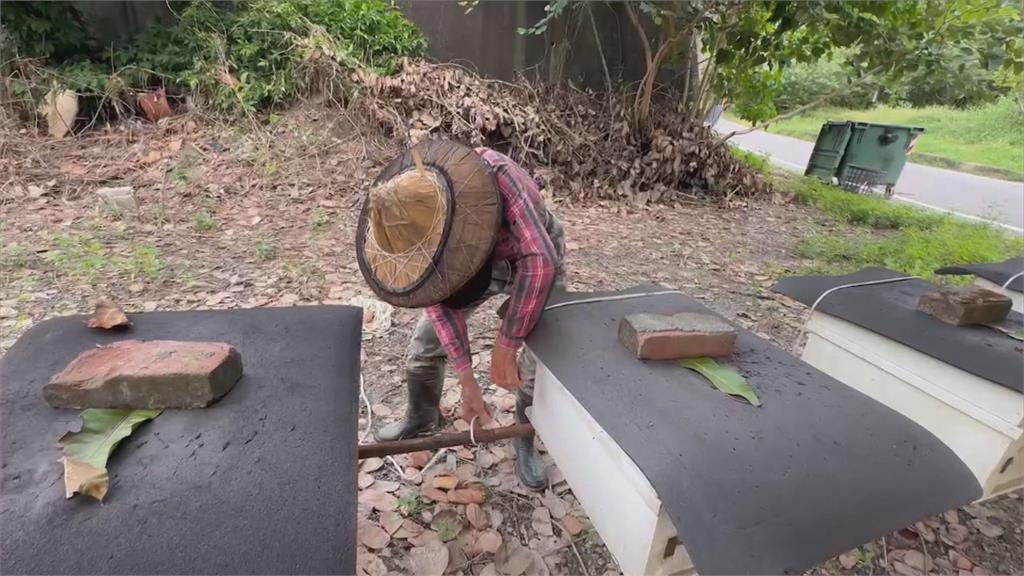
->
left=786, top=173, right=1024, bottom=277
left=728, top=97, right=1024, bottom=180
left=731, top=148, right=1024, bottom=278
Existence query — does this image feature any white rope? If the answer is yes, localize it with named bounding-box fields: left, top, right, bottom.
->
left=792, top=275, right=920, bottom=353
left=469, top=415, right=479, bottom=446
left=542, top=289, right=683, bottom=311
left=387, top=448, right=447, bottom=482
left=1002, top=271, right=1024, bottom=290
left=359, top=375, right=372, bottom=444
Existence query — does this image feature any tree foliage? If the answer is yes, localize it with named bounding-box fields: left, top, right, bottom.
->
left=0, top=1, right=91, bottom=62
left=519, top=0, right=1023, bottom=129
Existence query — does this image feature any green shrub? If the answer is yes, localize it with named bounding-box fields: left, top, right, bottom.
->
left=0, top=2, right=91, bottom=62
left=4, top=0, right=426, bottom=115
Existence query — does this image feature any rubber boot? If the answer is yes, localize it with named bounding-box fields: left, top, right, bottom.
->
left=374, top=362, right=444, bottom=442
left=512, top=394, right=548, bottom=491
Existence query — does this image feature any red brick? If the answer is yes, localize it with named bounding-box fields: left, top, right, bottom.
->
left=45, top=340, right=242, bottom=409
left=619, top=312, right=736, bottom=360
left=917, top=287, right=1011, bottom=326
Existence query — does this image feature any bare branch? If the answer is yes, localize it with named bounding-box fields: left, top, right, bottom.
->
left=694, top=30, right=724, bottom=120
left=625, top=2, right=653, bottom=66
left=717, top=65, right=885, bottom=142
left=634, top=31, right=687, bottom=127
left=586, top=3, right=614, bottom=95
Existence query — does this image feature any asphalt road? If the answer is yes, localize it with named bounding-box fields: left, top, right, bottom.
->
left=717, top=119, right=1024, bottom=232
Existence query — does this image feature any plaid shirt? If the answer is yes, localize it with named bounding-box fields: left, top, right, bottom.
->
left=425, top=148, right=558, bottom=373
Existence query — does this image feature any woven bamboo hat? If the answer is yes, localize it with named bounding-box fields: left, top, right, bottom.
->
left=356, top=140, right=501, bottom=308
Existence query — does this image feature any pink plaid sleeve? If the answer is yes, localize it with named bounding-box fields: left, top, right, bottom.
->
left=491, top=163, right=557, bottom=352
left=425, top=304, right=473, bottom=373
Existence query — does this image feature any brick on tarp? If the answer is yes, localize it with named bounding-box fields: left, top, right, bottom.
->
left=619, top=312, right=736, bottom=360
left=917, top=286, right=1012, bottom=326
left=45, top=340, right=242, bottom=409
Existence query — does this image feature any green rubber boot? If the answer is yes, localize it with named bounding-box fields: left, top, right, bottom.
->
left=512, top=394, right=548, bottom=491
left=374, top=362, right=444, bottom=442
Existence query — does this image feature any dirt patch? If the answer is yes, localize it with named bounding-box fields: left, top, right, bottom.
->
left=1, top=107, right=1019, bottom=575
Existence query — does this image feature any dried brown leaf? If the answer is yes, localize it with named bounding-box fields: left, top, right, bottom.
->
left=87, top=299, right=130, bottom=329
left=360, top=457, right=385, bottom=473
left=405, top=467, right=424, bottom=485
left=394, top=519, right=426, bottom=540
left=410, top=541, right=449, bottom=576
left=494, top=542, right=535, bottom=576
left=358, top=522, right=391, bottom=549
left=407, top=448, right=432, bottom=467
left=356, top=549, right=388, bottom=576
left=447, top=539, right=469, bottom=574
left=421, top=485, right=449, bottom=503
left=972, top=518, right=1004, bottom=538
left=466, top=503, right=489, bottom=530
left=474, top=530, right=503, bottom=555
left=432, top=475, right=459, bottom=490
left=943, top=523, right=969, bottom=545
left=449, top=486, right=486, bottom=505
left=358, top=489, right=397, bottom=512
left=376, top=480, right=400, bottom=493
left=561, top=515, right=585, bottom=537
left=531, top=507, right=553, bottom=537
left=430, top=509, right=463, bottom=542
left=542, top=492, right=567, bottom=520
left=409, top=529, right=443, bottom=548
left=381, top=511, right=404, bottom=535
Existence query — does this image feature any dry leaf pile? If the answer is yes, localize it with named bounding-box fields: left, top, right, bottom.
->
left=356, top=61, right=769, bottom=205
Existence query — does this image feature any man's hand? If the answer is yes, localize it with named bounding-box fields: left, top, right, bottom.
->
left=490, top=343, right=523, bottom=392
left=458, top=370, right=493, bottom=426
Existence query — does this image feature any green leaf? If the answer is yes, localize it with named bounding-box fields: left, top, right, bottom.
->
left=681, top=358, right=761, bottom=407
left=58, top=409, right=162, bottom=500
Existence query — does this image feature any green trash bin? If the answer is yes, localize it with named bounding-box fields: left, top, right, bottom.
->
left=805, top=121, right=925, bottom=197
left=836, top=122, right=924, bottom=196
left=805, top=121, right=854, bottom=182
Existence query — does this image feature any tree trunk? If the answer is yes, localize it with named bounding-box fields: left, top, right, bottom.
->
left=683, top=33, right=701, bottom=113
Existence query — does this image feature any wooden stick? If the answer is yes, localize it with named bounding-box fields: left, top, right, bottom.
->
left=357, top=423, right=535, bottom=459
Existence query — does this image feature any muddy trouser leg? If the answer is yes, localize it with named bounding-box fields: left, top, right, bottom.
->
left=373, top=314, right=448, bottom=442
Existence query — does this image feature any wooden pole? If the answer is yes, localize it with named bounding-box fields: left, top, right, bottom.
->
left=357, top=423, right=535, bottom=459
